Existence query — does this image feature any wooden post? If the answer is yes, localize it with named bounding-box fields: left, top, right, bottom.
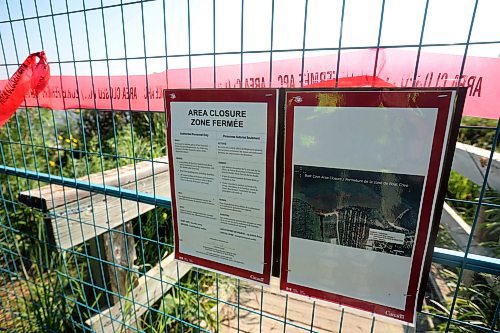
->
left=102, top=222, right=137, bottom=305
left=86, top=222, right=137, bottom=312
left=87, top=237, right=108, bottom=309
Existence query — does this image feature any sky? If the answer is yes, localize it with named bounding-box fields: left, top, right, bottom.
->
left=0, top=0, right=499, bottom=79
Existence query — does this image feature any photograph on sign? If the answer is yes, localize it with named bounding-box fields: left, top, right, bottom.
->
left=165, top=89, right=277, bottom=284
left=292, top=166, right=422, bottom=257
left=280, top=89, right=463, bottom=324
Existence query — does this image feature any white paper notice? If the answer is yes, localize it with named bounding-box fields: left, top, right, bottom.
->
left=280, top=89, right=458, bottom=325
left=286, top=106, right=438, bottom=310
left=169, top=101, right=271, bottom=278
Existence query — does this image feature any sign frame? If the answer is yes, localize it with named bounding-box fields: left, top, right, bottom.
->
left=279, top=88, right=466, bottom=324
left=165, top=88, right=278, bottom=284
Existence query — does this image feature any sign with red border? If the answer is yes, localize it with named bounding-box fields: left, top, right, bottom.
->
left=165, top=89, right=277, bottom=284
left=280, top=89, right=462, bottom=324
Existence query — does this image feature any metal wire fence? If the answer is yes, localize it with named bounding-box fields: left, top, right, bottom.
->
left=0, top=0, right=499, bottom=332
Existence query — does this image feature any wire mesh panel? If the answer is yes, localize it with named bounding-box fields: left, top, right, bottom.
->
left=0, top=0, right=499, bottom=332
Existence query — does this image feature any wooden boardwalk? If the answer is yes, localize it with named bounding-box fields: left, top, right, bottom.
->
left=219, top=279, right=413, bottom=333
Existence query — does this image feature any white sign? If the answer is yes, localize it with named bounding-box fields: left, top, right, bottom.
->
left=281, top=90, right=460, bottom=324
left=166, top=89, right=277, bottom=284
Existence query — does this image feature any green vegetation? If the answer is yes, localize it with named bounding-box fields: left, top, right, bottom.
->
left=424, top=268, right=499, bottom=332
left=443, top=116, right=498, bottom=254
left=0, top=204, right=91, bottom=332
left=0, top=108, right=218, bottom=332
left=428, top=116, right=499, bottom=332
left=137, top=271, right=230, bottom=333
left=458, top=117, right=499, bottom=152
left=133, top=208, right=173, bottom=271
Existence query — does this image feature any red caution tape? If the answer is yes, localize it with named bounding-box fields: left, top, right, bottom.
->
left=0, top=49, right=498, bottom=119
left=0, top=51, right=50, bottom=128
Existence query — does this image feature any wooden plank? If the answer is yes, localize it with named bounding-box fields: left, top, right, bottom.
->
left=440, top=202, right=493, bottom=257
left=87, top=237, right=109, bottom=309
left=428, top=265, right=452, bottom=304
left=86, top=253, right=191, bottom=333
left=219, top=278, right=409, bottom=333
left=50, top=170, right=170, bottom=250
left=18, top=157, right=169, bottom=211
left=452, top=142, right=500, bottom=192
left=102, top=222, right=137, bottom=305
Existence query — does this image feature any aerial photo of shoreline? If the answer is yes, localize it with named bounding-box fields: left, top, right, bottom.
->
left=291, top=165, right=425, bottom=257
